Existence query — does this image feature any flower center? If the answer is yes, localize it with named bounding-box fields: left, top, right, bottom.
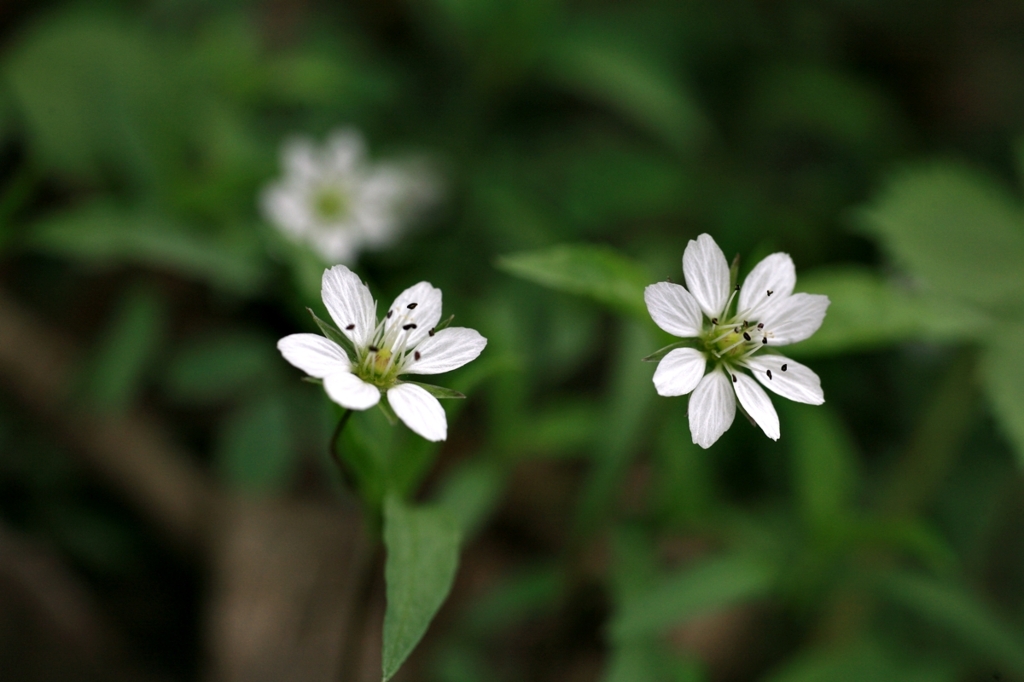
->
left=703, top=319, right=769, bottom=361
left=313, top=187, right=350, bottom=220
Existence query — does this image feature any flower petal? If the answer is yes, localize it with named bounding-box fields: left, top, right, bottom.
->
left=282, top=137, right=319, bottom=182
left=653, top=348, right=707, bottom=396
left=323, top=371, right=381, bottom=410
left=325, top=129, right=365, bottom=175
left=762, top=293, right=830, bottom=346
left=688, top=370, right=736, bottom=449
left=403, top=327, right=487, bottom=375
left=683, top=234, right=731, bottom=319
left=277, top=333, right=350, bottom=378
left=385, top=281, right=443, bottom=347
left=322, top=265, right=376, bottom=348
left=644, top=282, right=704, bottom=338
left=732, top=372, right=780, bottom=440
left=743, top=355, right=824, bottom=405
left=388, top=382, right=447, bottom=441
left=738, top=253, right=796, bottom=319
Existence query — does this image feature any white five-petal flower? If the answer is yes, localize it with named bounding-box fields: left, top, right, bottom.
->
left=261, top=129, right=439, bottom=264
left=645, top=234, right=830, bottom=448
left=278, top=265, right=486, bottom=442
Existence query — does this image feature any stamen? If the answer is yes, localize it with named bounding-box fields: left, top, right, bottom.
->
left=414, top=351, right=421, bottom=361
left=766, top=369, right=772, bottom=380
left=369, top=345, right=379, bottom=352
left=428, top=328, right=436, bottom=337
left=345, top=324, right=355, bottom=330
left=743, top=332, right=751, bottom=341
left=403, top=323, right=417, bottom=330
left=387, top=310, right=393, bottom=319
left=761, top=337, right=767, bottom=345
left=731, top=373, right=737, bottom=383
left=735, top=284, right=740, bottom=291
left=756, top=323, right=763, bottom=330
left=711, top=318, right=718, bottom=325
left=781, top=364, right=787, bottom=372
left=407, top=302, right=418, bottom=309
left=766, top=289, right=773, bottom=297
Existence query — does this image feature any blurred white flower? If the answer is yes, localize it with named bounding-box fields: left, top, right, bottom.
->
left=278, top=265, right=486, bottom=442
left=645, top=234, right=830, bottom=448
left=261, top=129, right=439, bottom=263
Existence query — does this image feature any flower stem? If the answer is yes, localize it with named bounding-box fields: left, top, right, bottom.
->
left=329, top=409, right=353, bottom=476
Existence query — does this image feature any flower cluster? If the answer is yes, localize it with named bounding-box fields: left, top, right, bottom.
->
left=261, top=129, right=438, bottom=264
left=645, top=234, right=830, bottom=448
left=278, top=265, right=486, bottom=442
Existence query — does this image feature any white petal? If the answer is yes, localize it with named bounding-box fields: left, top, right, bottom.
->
left=310, top=228, right=361, bottom=264
left=388, top=383, right=447, bottom=441
left=762, top=293, right=830, bottom=346
left=277, top=333, right=350, bottom=378
left=688, top=370, right=736, bottom=449
left=683, top=234, right=731, bottom=318
left=644, top=282, right=704, bottom=338
left=732, top=372, right=780, bottom=440
left=738, top=253, right=796, bottom=319
left=743, top=355, right=824, bottom=405
left=325, top=129, right=365, bottom=175
left=384, top=281, right=443, bottom=347
left=323, top=371, right=380, bottom=410
left=403, top=327, right=487, bottom=375
left=653, top=348, right=707, bottom=396
left=282, top=137, right=320, bottom=182
left=322, top=265, right=376, bottom=347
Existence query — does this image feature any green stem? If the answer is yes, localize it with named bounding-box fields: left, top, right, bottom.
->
left=329, top=409, right=354, bottom=480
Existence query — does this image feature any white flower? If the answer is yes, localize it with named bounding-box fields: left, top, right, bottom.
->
left=261, top=129, right=439, bottom=264
left=645, top=234, right=830, bottom=448
left=278, top=265, right=486, bottom=441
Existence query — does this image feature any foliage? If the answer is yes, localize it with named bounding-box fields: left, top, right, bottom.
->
left=1, top=1, right=1023, bottom=681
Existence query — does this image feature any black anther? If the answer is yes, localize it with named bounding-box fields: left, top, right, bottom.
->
left=767, top=369, right=773, bottom=380
left=345, top=324, right=355, bottom=330
left=368, top=345, right=379, bottom=352
left=407, top=302, right=418, bottom=309
left=767, top=289, right=773, bottom=296
left=428, top=328, right=435, bottom=337
left=743, top=332, right=751, bottom=341
left=386, top=310, right=393, bottom=319
left=761, top=337, right=768, bottom=345
left=403, top=323, right=417, bottom=330
left=781, top=364, right=787, bottom=372
left=414, top=351, right=421, bottom=361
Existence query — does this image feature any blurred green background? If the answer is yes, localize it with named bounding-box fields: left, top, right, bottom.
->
left=2, top=0, right=1024, bottom=681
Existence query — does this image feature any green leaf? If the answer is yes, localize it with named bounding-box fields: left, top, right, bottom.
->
left=857, top=162, right=1024, bottom=308
left=382, top=495, right=462, bottom=682
left=307, top=307, right=357, bottom=360
left=215, top=393, right=296, bottom=494
left=25, top=205, right=265, bottom=294
left=878, top=571, right=1024, bottom=676
left=980, top=328, right=1024, bottom=466
left=403, top=381, right=465, bottom=400
left=785, top=404, right=859, bottom=528
left=789, top=267, right=986, bottom=357
left=610, top=553, right=777, bottom=641
left=544, top=29, right=705, bottom=152
left=5, top=16, right=194, bottom=183
left=79, top=286, right=164, bottom=412
left=433, top=460, right=503, bottom=538
left=642, top=339, right=698, bottom=363
left=764, top=640, right=954, bottom=682
left=165, top=332, right=278, bottom=404
left=497, top=244, right=650, bottom=319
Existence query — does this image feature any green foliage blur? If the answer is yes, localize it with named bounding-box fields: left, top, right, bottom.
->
left=2, top=0, right=1024, bottom=680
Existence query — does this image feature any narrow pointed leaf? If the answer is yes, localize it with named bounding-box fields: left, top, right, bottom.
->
left=382, top=495, right=461, bottom=681
left=307, top=307, right=358, bottom=360
left=403, top=381, right=465, bottom=400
